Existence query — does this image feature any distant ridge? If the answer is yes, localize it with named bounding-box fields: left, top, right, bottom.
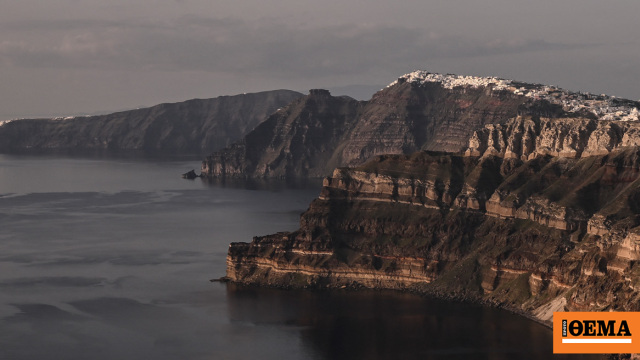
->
left=0, top=90, right=303, bottom=155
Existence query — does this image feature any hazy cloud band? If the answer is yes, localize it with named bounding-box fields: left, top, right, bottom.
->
left=0, top=17, right=579, bottom=78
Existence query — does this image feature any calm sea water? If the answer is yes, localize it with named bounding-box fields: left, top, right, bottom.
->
left=0, top=155, right=599, bottom=360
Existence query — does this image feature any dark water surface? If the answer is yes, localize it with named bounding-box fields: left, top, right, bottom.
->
left=0, top=155, right=598, bottom=359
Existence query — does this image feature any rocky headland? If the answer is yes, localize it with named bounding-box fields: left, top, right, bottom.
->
left=222, top=72, right=640, bottom=329
left=225, top=140, right=640, bottom=327
left=219, top=72, right=640, bottom=359
left=0, top=90, right=302, bottom=154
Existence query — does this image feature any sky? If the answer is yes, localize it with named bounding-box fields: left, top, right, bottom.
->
left=0, top=0, right=639, bottom=119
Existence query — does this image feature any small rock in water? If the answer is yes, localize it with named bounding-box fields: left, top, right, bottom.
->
left=182, top=169, right=199, bottom=179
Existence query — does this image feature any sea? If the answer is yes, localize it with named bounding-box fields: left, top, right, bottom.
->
left=0, top=154, right=600, bottom=359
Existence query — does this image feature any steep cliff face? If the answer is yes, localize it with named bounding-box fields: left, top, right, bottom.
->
left=202, top=89, right=363, bottom=178
left=226, top=150, right=640, bottom=323
left=0, top=90, right=303, bottom=154
left=466, top=115, right=640, bottom=159
left=203, top=82, right=531, bottom=178
left=338, top=80, right=529, bottom=165
left=203, top=70, right=640, bottom=179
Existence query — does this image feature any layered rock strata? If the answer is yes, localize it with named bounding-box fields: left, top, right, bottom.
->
left=203, top=89, right=363, bottom=178
left=226, top=150, right=640, bottom=324
left=466, top=115, right=640, bottom=160
left=203, top=83, right=532, bottom=178
left=204, top=71, right=640, bottom=179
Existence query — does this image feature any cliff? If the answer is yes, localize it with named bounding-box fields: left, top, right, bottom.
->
left=226, top=149, right=640, bottom=324
left=466, top=115, right=640, bottom=159
left=0, top=90, right=303, bottom=154
left=337, top=79, right=531, bottom=164
left=203, top=70, right=640, bottom=179
left=203, top=83, right=531, bottom=178
left=203, top=89, right=363, bottom=178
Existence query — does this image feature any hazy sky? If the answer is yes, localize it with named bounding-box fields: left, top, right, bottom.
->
left=1, top=0, right=638, bottom=119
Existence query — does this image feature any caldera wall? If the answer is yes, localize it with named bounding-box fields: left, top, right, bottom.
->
left=226, top=149, right=640, bottom=324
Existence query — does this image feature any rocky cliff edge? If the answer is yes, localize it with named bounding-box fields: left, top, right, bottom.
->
left=226, top=149, right=640, bottom=325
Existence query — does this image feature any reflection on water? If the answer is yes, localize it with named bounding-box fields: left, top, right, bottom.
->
left=0, top=155, right=602, bottom=359
left=201, top=176, right=323, bottom=191
left=226, top=285, right=601, bottom=360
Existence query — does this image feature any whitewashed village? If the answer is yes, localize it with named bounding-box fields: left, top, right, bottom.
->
left=393, top=70, right=640, bottom=122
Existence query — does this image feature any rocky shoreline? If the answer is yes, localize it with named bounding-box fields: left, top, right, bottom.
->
left=218, top=279, right=623, bottom=358
left=219, top=274, right=550, bottom=326
left=223, top=147, right=640, bottom=359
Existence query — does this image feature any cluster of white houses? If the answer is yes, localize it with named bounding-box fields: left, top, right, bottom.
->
left=393, top=70, right=640, bottom=122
